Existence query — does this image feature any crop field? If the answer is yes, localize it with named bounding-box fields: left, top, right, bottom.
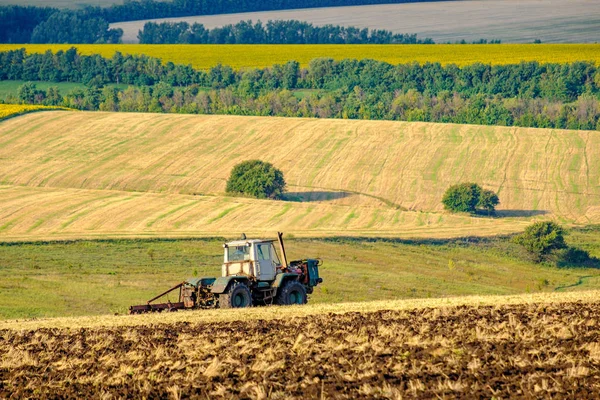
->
left=0, top=104, right=69, bottom=121
left=114, top=0, right=600, bottom=44
left=1, top=44, right=599, bottom=70
left=2, top=294, right=600, bottom=398
left=0, top=111, right=598, bottom=241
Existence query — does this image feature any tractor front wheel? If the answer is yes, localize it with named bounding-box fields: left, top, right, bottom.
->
left=219, top=281, right=252, bottom=309
left=275, top=280, right=307, bottom=306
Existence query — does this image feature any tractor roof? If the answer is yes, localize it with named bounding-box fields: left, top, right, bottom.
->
left=226, top=239, right=275, bottom=247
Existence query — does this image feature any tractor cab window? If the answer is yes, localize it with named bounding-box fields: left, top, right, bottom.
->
left=257, top=244, right=270, bottom=261
left=227, top=245, right=250, bottom=262
left=270, top=244, right=281, bottom=265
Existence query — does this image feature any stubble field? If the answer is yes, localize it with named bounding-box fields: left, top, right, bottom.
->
left=0, top=111, right=598, bottom=241
left=3, top=295, right=600, bottom=398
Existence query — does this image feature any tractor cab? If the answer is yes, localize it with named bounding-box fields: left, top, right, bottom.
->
left=222, top=239, right=283, bottom=281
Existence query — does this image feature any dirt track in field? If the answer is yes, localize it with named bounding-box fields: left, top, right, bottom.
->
left=2, top=301, right=600, bottom=398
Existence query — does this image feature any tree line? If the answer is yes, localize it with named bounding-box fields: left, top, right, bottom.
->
left=2, top=49, right=595, bottom=101
left=1, top=48, right=599, bottom=130
left=0, top=6, right=122, bottom=44
left=0, top=0, right=445, bottom=43
left=139, top=20, right=433, bottom=44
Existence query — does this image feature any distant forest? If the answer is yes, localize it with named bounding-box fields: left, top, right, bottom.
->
left=1, top=48, right=599, bottom=130
left=0, top=0, right=446, bottom=44
left=139, top=20, right=434, bottom=44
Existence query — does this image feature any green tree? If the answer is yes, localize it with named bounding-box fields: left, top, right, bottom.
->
left=226, top=160, right=286, bottom=199
left=512, top=221, right=566, bottom=262
left=442, top=183, right=482, bottom=213
left=478, top=189, right=500, bottom=215
left=44, top=86, right=62, bottom=106
left=442, top=183, right=500, bottom=214
left=17, top=82, right=42, bottom=104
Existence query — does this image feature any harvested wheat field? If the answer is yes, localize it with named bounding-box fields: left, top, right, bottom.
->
left=0, top=185, right=531, bottom=241
left=2, top=291, right=600, bottom=398
left=0, top=111, right=597, bottom=240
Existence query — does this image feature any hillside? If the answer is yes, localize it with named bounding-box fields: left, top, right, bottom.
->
left=112, top=0, right=600, bottom=44
left=0, top=185, right=528, bottom=240
left=0, top=111, right=597, bottom=240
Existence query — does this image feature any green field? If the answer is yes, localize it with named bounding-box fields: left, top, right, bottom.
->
left=0, top=81, right=128, bottom=101
left=2, top=228, right=599, bottom=319
left=1, top=44, right=598, bottom=70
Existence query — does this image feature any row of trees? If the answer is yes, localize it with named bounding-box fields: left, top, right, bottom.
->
left=0, top=6, right=121, bottom=44
left=2, top=49, right=598, bottom=102
left=138, top=20, right=433, bottom=44
left=0, top=5, right=55, bottom=43
left=0, top=0, right=445, bottom=43
left=11, top=82, right=600, bottom=131
left=30, top=10, right=123, bottom=44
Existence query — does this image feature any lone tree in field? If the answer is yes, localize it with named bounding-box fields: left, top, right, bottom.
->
left=226, top=160, right=286, bottom=199
left=442, top=183, right=499, bottom=214
left=512, top=221, right=566, bottom=262
left=478, top=189, right=500, bottom=215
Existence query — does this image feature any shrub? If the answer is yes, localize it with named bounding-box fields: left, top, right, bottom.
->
left=226, top=160, right=286, bottom=199
left=512, top=221, right=566, bottom=262
left=554, top=247, right=598, bottom=268
left=442, top=183, right=499, bottom=214
left=478, top=189, right=500, bottom=215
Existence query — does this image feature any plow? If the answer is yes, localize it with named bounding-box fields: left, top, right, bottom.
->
left=130, top=232, right=322, bottom=314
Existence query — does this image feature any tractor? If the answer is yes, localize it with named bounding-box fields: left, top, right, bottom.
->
left=129, top=232, right=322, bottom=313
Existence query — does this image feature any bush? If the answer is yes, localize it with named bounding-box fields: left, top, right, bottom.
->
left=478, top=189, right=500, bottom=215
left=442, top=183, right=499, bottom=214
left=226, top=160, right=286, bottom=199
left=512, top=221, right=566, bottom=262
left=554, top=247, right=593, bottom=267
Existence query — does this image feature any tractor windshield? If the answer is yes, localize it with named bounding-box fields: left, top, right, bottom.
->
left=227, top=245, right=250, bottom=262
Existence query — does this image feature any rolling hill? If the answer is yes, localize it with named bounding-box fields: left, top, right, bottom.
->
left=0, top=111, right=597, bottom=240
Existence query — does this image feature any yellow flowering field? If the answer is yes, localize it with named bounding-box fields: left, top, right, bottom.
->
left=0, top=44, right=598, bottom=70
left=0, top=104, right=69, bottom=120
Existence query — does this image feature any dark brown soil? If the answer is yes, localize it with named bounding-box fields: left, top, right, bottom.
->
left=2, top=301, right=600, bottom=399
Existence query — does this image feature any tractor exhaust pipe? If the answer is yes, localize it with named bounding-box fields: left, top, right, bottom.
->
left=277, top=231, right=289, bottom=270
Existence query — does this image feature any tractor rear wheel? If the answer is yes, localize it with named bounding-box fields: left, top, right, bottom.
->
left=275, top=280, right=307, bottom=305
left=219, top=281, right=252, bottom=309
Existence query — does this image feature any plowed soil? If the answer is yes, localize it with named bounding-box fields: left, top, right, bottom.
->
left=2, top=301, right=600, bottom=398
